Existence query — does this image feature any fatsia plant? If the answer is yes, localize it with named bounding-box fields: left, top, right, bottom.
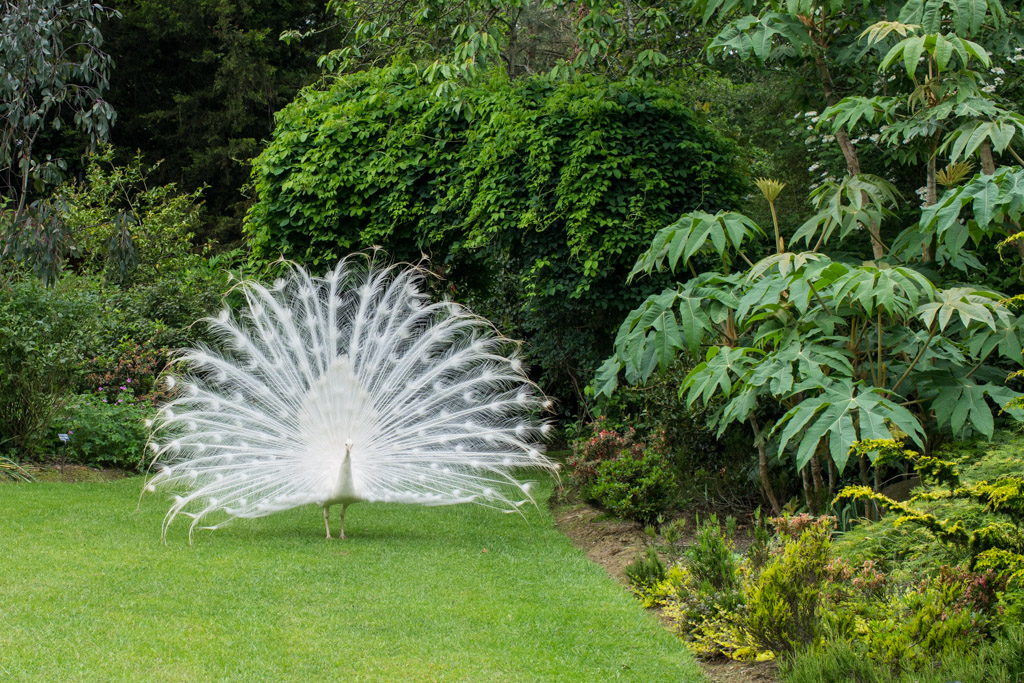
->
left=596, top=179, right=1024, bottom=514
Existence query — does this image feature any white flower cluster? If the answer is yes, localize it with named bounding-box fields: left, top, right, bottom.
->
left=982, top=65, right=1007, bottom=95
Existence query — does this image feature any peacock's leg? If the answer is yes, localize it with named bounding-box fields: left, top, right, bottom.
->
left=339, top=504, right=347, bottom=540
left=323, top=505, right=332, bottom=539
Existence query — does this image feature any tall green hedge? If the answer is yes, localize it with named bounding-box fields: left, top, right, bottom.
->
left=246, top=66, right=745, bottom=406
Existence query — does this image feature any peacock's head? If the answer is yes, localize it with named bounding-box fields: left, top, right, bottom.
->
left=344, top=438, right=354, bottom=455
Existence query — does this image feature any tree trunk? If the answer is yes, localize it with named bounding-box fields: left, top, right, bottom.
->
left=827, top=455, right=837, bottom=498
left=814, top=51, right=886, bottom=259
left=859, top=453, right=875, bottom=521
left=801, top=465, right=813, bottom=511
left=750, top=415, right=782, bottom=515
left=923, top=147, right=937, bottom=261
left=980, top=139, right=996, bottom=174
left=980, top=140, right=1024, bottom=259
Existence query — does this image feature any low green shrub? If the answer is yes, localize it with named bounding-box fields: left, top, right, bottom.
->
left=687, top=514, right=741, bottom=593
left=625, top=547, right=666, bottom=591
left=0, top=276, right=99, bottom=457
left=781, top=624, right=1024, bottom=683
left=743, top=517, right=832, bottom=655
left=747, top=506, right=772, bottom=571
left=590, top=446, right=678, bottom=523
left=61, top=391, right=151, bottom=469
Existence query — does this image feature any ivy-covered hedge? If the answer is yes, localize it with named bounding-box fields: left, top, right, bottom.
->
left=246, top=66, right=745, bottom=403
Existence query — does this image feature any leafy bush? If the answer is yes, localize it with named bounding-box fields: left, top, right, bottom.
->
left=61, top=391, right=151, bottom=469
left=55, top=147, right=203, bottom=283
left=0, top=276, right=99, bottom=457
left=835, top=439, right=1024, bottom=598
left=687, top=514, right=741, bottom=593
left=247, top=64, right=746, bottom=403
left=590, top=446, right=678, bottom=523
left=743, top=517, right=832, bottom=655
left=592, top=357, right=760, bottom=504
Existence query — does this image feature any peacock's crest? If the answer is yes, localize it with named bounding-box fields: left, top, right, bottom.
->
left=144, top=255, right=557, bottom=539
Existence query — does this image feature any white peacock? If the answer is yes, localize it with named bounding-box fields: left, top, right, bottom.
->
left=144, top=255, right=557, bottom=540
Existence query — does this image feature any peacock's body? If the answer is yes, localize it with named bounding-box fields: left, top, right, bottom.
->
left=144, top=256, right=557, bottom=539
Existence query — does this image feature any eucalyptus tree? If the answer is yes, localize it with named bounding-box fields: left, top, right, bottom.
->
left=0, top=0, right=119, bottom=283
left=0, top=0, right=119, bottom=216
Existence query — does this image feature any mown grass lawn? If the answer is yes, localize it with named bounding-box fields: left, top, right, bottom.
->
left=0, top=477, right=703, bottom=682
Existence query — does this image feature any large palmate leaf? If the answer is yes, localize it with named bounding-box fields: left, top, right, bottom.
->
left=942, top=114, right=1024, bottom=164
left=744, top=340, right=855, bottom=399
left=707, top=12, right=813, bottom=64
left=607, top=289, right=688, bottom=387
left=629, top=211, right=763, bottom=280
left=929, top=377, right=1024, bottom=438
left=898, top=0, right=1008, bottom=37
left=790, top=174, right=901, bottom=251
left=773, top=381, right=925, bottom=472
left=919, top=166, right=1024, bottom=236
left=967, top=315, right=1024, bottom=365
left=682, top=345, right=762, bottom=407
left=880, top=32, right=991, bottom=76
left=917, top=287, right=1008, bottom=332
left=820, top=96, right=899, bottom=135
left=827, top=263, right=935, bottom=319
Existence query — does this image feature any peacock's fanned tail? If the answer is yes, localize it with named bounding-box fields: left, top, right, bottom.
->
left=144, top=256, right=557, bottom=539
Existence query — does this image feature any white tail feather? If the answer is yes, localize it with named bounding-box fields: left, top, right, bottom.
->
left=145, top=256, right=556, bottom=538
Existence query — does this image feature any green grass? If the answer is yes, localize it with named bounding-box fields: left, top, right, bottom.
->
left=0, top=477, right=704, bottom=682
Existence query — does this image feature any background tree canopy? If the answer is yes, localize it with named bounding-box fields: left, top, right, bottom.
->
left=97, top=0, right=335, bottom=244
left=245, top=65, right=746, bottom=406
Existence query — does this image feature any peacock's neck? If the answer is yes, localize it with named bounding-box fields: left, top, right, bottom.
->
left=327, top=440, right=360, bottom=505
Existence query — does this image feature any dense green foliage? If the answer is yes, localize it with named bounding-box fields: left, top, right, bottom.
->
left=0, top=156, right=227, bottom=466
left=597, top=1, right=1024, bottom=515
left=247, top=65, right=745, bottom=401
left=0, top=276, right=97, bottom=456
left=615, top=432, right=1024, bottom=678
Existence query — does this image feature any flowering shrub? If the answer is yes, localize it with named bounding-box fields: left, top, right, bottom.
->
left=84, top=337, right=171, bottom=405
left=566, top=417, right=644, bottom=494
left=567, top=418, right=676, bottom=520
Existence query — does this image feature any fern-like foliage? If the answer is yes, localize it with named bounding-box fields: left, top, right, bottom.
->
left=836, top=439, right=1024, bottom=577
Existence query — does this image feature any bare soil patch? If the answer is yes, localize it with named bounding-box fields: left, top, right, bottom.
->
left=551, top=496, right=777, bottom=683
